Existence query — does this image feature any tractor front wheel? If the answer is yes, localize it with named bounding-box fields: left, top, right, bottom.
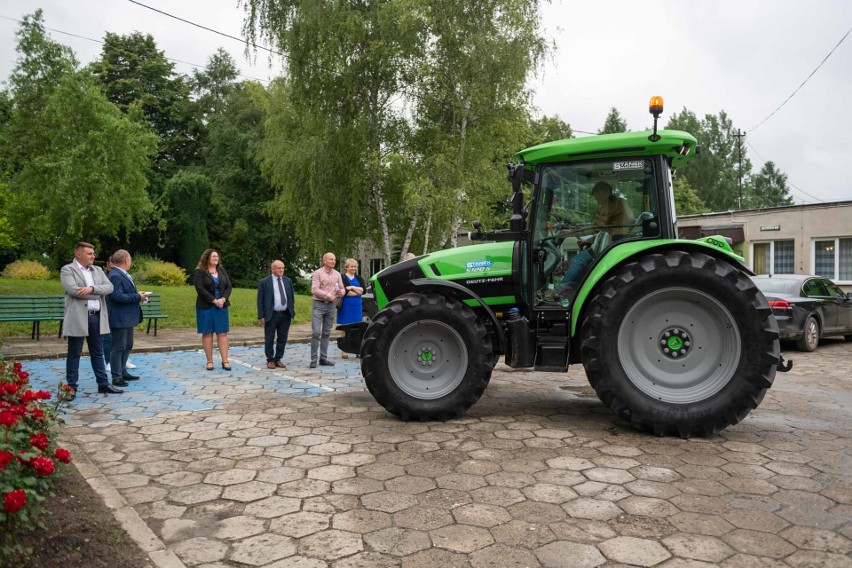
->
left=581, top=251, right=779, bottom=437
left=361, top=292, right=493, bottom=421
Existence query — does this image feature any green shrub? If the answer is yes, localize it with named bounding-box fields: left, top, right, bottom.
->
left=1, top=261, right=50, bottom=281
left=135, top=260, right=187, bottom=287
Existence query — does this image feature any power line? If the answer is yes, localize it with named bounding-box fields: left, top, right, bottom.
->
left=0, top=14, right=271, bottom=84
left=127, top=0, right=286, bottom=60
left=745, top=140, right=824, bottom=204
left=748, top=24, right=852, bottom=133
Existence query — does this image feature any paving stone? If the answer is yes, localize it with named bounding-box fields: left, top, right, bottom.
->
left=171, top=537, right=228, bottom=565
left=489, top=520, right=557, bottom=548
left=784, top=550, right=852, bottom=568
left=401, top=547, right=469, bottom=568
left=722, top=529, right=798, bottom=558
left=547, top=456, right=595, bottom=470
left=298, top=529, right=363, bottom=560
left=469, top=543, right=541, bottom=568
left=203, top=468, right=256, bottom=486
left=228, top=533, right=297, bottom=566
left=723, top=509, right=790, bottom=533
left=394, top=506, right=455, bottom=531
left=364, top=527, right=431, bottom=556
left=170, top=484, right=223, bottom=505
left=662, top=533, right=736, bottom=563
left=431, top=524, right=494, bottom=553
left=278, top=478, right=331, bottom=498
left=270, top=511, right=331, bottom=538
left=779, top=526, right=851, bottom=554
left=599, top=536, right=672, bottom=566
left=332, top=509, right=392, bottom=533
left=160, top=518, right=199, bottom=542
left=562, top=497, right=622, bottom=520
left=213, top=515, right=266, bottom=540
left=452, top=503, right=511, bottom=528
left=158, top=471, right=204, bottom=487
left=535, top=540, right=605, bottom=568
left=243, top=495, right=302, bottom=518
left=309, top=464, right=356, bottom=482
left=360, top=490, right=418, bottom=513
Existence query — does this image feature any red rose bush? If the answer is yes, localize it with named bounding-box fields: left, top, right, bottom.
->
left=0, top=360, right=72, bottom=554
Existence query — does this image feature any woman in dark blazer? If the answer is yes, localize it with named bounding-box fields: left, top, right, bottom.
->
left=194, top=249, right=233, bottom=370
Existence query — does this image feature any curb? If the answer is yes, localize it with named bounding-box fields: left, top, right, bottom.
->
left=61, top=432, right=187, bottom=568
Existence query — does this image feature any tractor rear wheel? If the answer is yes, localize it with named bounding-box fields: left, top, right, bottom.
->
left=362, top=292, right=493, bottom=421
left=580, top=250, right=779, bottom=437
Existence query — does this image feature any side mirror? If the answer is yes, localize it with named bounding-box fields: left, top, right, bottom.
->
left=472, top=220, right=482, bottom=231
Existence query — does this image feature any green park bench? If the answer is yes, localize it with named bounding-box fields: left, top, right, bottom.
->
left=0, top=294, right=66, bottom=340
left=141, top=293, right=168, bottom=336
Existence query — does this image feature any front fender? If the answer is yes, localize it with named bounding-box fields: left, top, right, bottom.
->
left=570, top=237, right=750, bottom=336
left=409, top=278, right=506, bottom=354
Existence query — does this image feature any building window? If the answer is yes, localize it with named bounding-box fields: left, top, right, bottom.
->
left=752, top=240, right=794, bottom=275
left=369, top=258, right=385, bottom=277
left=814, top=238, right=852, bottom=282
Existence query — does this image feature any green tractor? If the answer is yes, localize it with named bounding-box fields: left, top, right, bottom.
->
left=339, top=97, right=788, bottom=437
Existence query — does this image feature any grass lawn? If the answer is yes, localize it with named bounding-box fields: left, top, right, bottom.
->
left=0, top=278, right=313, bottom=338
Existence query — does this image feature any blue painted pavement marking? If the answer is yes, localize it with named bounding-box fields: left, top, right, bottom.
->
left=19, top=344, right=366, bottom=426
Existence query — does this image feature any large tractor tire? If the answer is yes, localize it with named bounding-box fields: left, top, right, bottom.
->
left=361, top=292, right=493, bottom=421
left=580, top=251, right=779, bottom=437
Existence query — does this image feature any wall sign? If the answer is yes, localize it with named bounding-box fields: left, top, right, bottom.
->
left=760, top=225, right=780, bottom=231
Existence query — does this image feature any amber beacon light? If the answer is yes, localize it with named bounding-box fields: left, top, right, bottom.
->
left=648, top=95, right=664, bottom=142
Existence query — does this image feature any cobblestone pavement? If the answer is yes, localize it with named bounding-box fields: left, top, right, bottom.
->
left=21, top=338, right=852, bottom=567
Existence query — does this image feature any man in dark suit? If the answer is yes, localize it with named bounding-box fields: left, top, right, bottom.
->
left=106, top=250, right=148, bottom=386
left=257, top=259, right=296, bottom=369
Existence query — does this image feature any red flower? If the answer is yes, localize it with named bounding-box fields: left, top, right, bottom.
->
left=3, top=489, right=26, bottom=513
left=30, top=408, right=45, bottom=420
left=0, top=411, right=18, bottom=427
left=16, top=371, right=28, bottom=380
left=31, top=456, right=54, bottom=477
left=0, top=450, right=13, bottom=469
left=20, top=389, right=38, bottom=404
left=30, top=432, right=49, bottom=451
left=54, top=448, right=71, bottom=464
left=36, top=390, right=51, bottom=400
left=12, top=363, right=22, bottom=372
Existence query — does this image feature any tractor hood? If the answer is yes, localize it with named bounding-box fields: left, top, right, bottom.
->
left=370, top=241, right=516, bottom=309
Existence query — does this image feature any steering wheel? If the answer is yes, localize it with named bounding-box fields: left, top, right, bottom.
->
left=537, top=238, right=562, bottom=276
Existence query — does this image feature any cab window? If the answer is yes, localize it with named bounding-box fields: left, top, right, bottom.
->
left=531, top=158, right=659, bottom=307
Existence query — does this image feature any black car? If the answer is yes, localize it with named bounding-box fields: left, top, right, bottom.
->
left=752, top=275, right=852, bottom=351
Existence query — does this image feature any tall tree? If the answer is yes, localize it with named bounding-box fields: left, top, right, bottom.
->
left=90, top=32, right=196, bottom=171
left=745, top=161, right=793, bottom=209
left=527, top=115, right=573, bottom=147
left=410, top=0, right=547, bottom=250
left=673, top=177, right=709, bottom=215
left=162, top=171, right=212, bottom=273
left=204, top=81, right=303, bottom=281
left=245, top=0, right=423, bottom=262
left=599, top=107, right=627, bottom=134
left=666, top=108, right=751, bottom=212
left=3, top=13, right=157, bottom=261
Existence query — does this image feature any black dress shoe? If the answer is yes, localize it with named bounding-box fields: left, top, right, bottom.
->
left=98, top=384, right=124, bottom=394
left=122, top=374, right=140, bottom=381
left=309, top=361, right=318, bottom=369
left=112, top=379, right=129, bottom=387
left=319, top=359, right=335, bottom=366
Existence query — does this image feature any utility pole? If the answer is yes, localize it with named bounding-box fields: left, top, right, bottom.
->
left=734, top=129, right=746, bottom=209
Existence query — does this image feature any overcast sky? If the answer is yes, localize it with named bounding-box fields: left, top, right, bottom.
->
left=2, top=0, right=851, bottom=206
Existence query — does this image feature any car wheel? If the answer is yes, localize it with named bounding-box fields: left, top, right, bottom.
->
left=795, top=315, right=819, bottom=352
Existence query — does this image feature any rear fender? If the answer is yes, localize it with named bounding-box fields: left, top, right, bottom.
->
left=409, top=278, right=506, bottom=354
left=571, top=238, right=751, bottom=336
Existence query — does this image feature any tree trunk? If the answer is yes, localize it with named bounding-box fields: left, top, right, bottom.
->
left=400, top=212, right=418, bottom=261
left=422, top=211, right=432, bottom=254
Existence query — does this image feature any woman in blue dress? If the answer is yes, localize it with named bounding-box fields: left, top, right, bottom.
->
left=337, top=258, right=365, bottom=358
left=193, top=249, right=233, bottom=370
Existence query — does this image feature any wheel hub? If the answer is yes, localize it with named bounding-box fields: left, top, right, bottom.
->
left=418, top=347, right=436, bottom=366
left=659, top=327, right=691, bottom=358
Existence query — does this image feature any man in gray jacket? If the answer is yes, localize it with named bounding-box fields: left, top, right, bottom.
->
left=60, top=241, right=120, bottom=400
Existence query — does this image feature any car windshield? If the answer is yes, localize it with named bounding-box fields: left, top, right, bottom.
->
left=753, top=278, right=801, bottom=296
